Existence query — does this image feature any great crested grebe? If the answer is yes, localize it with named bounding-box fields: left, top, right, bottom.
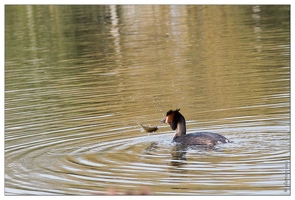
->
left=161, top=109, right=230, bottom=146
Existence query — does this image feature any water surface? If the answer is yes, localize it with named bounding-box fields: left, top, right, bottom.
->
left=5, top=5, right=290, bottom=195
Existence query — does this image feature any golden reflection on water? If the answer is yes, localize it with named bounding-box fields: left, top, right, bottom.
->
left=5, top=5, right=290, bottom=195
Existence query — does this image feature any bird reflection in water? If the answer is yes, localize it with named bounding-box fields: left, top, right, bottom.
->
left=145, top=142, right=216, bottom=167
left=170, top=144, right=188, bottom=166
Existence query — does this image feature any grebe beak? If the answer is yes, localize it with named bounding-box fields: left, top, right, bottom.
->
left=160, top=118, right=166, bottom=123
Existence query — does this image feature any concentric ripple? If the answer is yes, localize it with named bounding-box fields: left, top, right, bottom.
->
left=5, top=122, right=290, bottom=195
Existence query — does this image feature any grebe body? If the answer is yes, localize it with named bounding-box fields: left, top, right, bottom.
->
left=161, top=109, right=230, bottom=146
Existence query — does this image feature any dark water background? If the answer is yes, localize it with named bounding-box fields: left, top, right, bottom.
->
left=5, top=5, right=290, bottom=195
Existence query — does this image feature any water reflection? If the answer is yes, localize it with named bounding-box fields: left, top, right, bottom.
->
left=170, top=145, right=188, bottom=166
left=5, top=5, right=290, bottom=195
left=252, top=5, right=262, bottom=53
left=144, top=141, right=188, bottom=167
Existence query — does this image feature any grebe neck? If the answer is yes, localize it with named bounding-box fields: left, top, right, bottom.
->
left=173, top=115, right=186, bottom=139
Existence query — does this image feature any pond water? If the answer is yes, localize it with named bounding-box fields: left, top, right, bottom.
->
left=5, top=5, right=290, bottom=195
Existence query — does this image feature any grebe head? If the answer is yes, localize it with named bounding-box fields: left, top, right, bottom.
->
left=160, top=109, right=182, bottom=130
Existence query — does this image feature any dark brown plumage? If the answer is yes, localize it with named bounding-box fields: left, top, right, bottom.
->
left=161, top=109, right=230, bottom=146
